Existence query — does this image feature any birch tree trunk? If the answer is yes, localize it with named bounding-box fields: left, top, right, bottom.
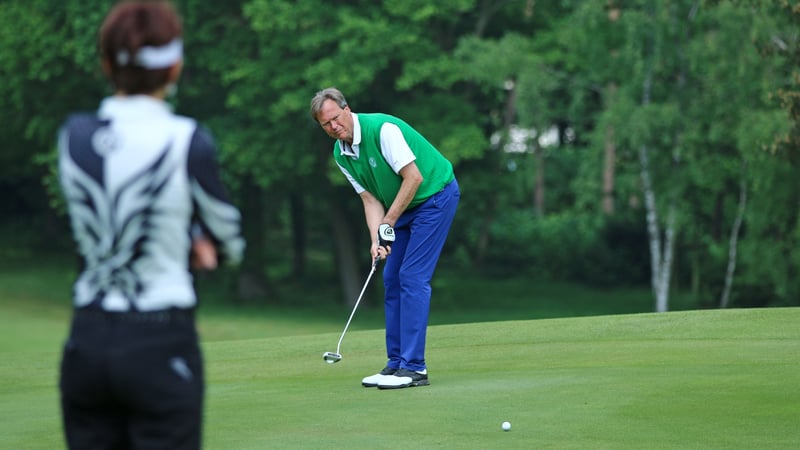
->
left=720, top=165, right=748, bottom=308
left=638, top=1, right=695, bottom=313
left=636, top=33, right=669, bottom=310
left=639, top=141, right=676, bottom=313
left=638, top=42, right=674, bottom=313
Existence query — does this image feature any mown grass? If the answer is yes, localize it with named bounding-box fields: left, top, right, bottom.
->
left=1, top=259, right=799, bottom=449
left=2, top=304, right=798, bottom=449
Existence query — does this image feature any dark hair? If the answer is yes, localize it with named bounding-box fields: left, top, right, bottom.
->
left=310, top=87, right=348, bottom=121
left=98, top=1, right=183, bottom=94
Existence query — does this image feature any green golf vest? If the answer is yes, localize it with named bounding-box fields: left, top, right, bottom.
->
left=334, top=113, right=454, bottom=209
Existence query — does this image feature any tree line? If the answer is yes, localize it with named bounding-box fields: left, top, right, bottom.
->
left=1, top=0, right=798, bottom=310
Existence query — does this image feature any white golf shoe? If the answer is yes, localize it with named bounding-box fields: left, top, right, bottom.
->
left=377, top=368, right=429, bottom=389
left=361, top=367, right=397, bottom=387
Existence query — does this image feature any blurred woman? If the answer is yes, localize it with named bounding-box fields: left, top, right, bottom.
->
left=57, top=1, right=244, bottom=448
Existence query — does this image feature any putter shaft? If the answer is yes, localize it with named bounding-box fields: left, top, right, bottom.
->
left=324, top=258, right=380, bottom=362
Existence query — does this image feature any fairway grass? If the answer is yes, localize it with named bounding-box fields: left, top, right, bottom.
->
left=1, top=307, right=798, bottom=449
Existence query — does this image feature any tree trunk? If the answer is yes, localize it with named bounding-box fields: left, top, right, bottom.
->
left=720, top=165, right=747, bottom=308
left=533, top=140, right=545, bottom=216
left=289, top=192, right=306, bottom=278
left=329, top=196, right=364, bottom=307
left=602, top=125, right=616, bottom=215
left=658, top=205, right=677, bottom=312
left=602, top=84, right=618, bottom=216
left=236, top=179, right=270, bottom=302
left=640, top=143, right=668, bottom=312
left=475, top=78, right=519, bottom=267
left=639, top=0, right=694, bottom=313
left=638, top=42, right=677, bottom=313
left=474, top=199, right=496, bottom=268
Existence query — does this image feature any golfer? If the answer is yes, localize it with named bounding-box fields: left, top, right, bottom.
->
left=57, top=1, right=244, bottom=448
left=311, top=87, right=460, bottom=389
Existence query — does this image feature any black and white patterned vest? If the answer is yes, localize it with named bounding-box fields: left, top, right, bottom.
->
left=58, top=96, right=244, bottom=312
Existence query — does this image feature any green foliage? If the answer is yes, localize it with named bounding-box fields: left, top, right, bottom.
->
left=3, top=0, right=800, bottom=309
left=391, top=92, right=487, bottom=164
left=480, top=210, right=641, bottom=284
left=0, top=1, right=104, bottom=178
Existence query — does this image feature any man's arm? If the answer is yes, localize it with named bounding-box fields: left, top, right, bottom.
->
left=378, top=122, right=423, bottom=226
left=360, top=190, right=387, bottom=259
left=383, top=161, right=423, bottom=226
left=187, top=126, right=245, bottom=266
left=362, top=162, right=423, bottom=260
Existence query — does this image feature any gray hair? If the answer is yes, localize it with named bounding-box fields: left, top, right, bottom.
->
left=310, top=87, right=348, bottom=121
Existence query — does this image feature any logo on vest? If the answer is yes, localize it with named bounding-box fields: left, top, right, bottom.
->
left=369, top=157, right=377, bottom=168
left=92, top=127, right=121, bottom=157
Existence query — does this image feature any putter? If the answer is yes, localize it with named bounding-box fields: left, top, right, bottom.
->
left=323, top=257, right=380, bottom=364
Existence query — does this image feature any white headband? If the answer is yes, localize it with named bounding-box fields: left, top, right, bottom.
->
left=116, top=39, right=183, bottom=69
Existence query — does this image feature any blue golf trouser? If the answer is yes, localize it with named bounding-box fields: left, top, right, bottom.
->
left=383, top=179, right=459, bottom=372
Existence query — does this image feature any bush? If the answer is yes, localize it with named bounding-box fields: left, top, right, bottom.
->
left=484, top=212, right=649, bottom=287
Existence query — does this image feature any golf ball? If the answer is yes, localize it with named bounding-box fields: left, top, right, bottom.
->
left=502, top=421, right=511, bottom=431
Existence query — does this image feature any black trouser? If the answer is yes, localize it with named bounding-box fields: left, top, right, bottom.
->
left=60, top=308, right=204, bottom=450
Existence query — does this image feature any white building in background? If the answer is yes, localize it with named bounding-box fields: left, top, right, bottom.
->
left=492, top=124, right=571, bottom=154
left=493, top=124, right=573, bottom=172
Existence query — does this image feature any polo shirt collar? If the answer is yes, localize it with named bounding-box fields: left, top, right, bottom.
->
left=98, top=95, right=173, bottom=120
left=339, top=112, right=361, bottom=157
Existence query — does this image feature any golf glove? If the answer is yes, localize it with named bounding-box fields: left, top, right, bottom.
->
left=377, top=223, right=395, bottom=248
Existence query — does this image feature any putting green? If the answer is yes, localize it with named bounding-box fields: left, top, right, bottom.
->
left=1, top=308, right=797, bottom=449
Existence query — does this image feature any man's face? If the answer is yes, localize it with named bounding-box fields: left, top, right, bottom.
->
left=316, top=99, right=353, bottom=143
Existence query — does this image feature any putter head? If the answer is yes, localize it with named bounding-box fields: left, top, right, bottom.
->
left=322, top=352, right=342, bottom=364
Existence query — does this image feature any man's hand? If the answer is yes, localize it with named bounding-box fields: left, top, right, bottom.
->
left=191, top=236, right=218, bottom=270
left=377, top=223, right=395, bottom=250
left=190, top=223, right=218, bottom=270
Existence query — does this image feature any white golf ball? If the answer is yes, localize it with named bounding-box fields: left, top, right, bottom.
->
left=502, top=421, right=511, bottom=431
